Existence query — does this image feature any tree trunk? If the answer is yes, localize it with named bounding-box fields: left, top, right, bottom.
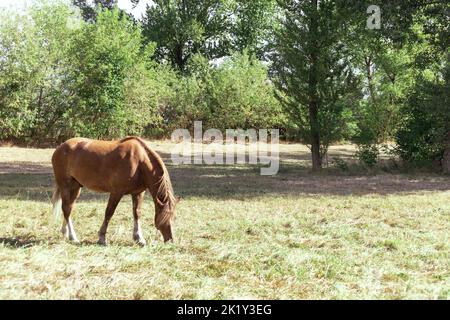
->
left=309, top=103, right=322, bottom=170
left=443, top=131, right=450, bottom=174
left=308, top=0, right=321, bottom=171
left=174, top=44, right=185, bottom=71
left=365, top=56, right=376, bottom=105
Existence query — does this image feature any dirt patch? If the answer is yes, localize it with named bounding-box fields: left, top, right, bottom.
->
left=1, top=144, right=449, bottom=197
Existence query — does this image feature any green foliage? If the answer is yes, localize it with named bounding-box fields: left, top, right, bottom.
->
left=159, top=51, right=283, bottom=134
left=396, top=63, right=450, bottom=166
left=207, top=52, right=284, bottom=131
left=160, top=56, right=211, bottom=132
left=356, top=144, right=379, bottom=168
left=142, top=0, right=278, bottom=72
left=0, top=2, right=162, bottom=142
left=72, top=0, right=121, bottom=21
left=349, top=30, right=424, bottom=149
left=67, top=7, right=158, bottom=138
left=232, top=0, right=278, bottom=59
left=143, top=0, right=233, bottom=71
left=0, top=1, right=78, bottom=141
left=342, top=1, right=448, bottom=170
left=0, top=12, right=35, bottom=140
left=393, top=1, right=450, bottom=169
left=0, top=0, right=449, bottom=175
left=0, top=1, right=281, bottom=143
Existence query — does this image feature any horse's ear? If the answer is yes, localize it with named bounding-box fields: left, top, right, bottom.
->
left=176, top=196, right=182, bottom=204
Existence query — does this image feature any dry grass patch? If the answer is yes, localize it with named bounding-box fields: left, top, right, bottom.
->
left=0, top=142, right=449, bottom=299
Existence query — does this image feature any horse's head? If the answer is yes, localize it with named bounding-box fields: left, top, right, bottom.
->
left=155, top=196, right=181, bottom=242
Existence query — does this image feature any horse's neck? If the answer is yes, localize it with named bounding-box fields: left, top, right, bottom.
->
left=149, top=179, right=164, bottom=205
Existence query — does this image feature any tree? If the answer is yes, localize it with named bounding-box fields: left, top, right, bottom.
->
left=142, top=0, right=278, bottom=71
left=339, top=0, right=449, bottom=168
left=273, top=0, right=359, bottom=170
left=0, top=1, right=79, bottom=142
left=0, top=12, right=36, bottom=140
left=72, top=0, right=139, bottom=22
left=349, top=36, right=420, bottom=150
left=158, top=51, right=284, bottom=134
left=207, top=51, right=284, bottom=131
left=394, top=1, right=450, bottom=171
left=72, top=0, right=118, bottom=21
left=67, top=7, right=160, bottom=138
left=232, top=0, right=278, bottom=59
left=396, top=63, right=449, bottom=168
left=143, top=0, right=233, bottom=72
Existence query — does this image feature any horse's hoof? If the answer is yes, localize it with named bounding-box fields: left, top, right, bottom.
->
left=133, top=234, right=146, bottom=247
left=136, top=239, right=147, bottom=247
left=68, top=236, right=80, bottom=244
left=133, top=238, right=147, bottom=247
left=97, top=240, right=107, bottom=246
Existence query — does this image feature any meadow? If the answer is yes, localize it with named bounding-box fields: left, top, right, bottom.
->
left=0, top=141, right=449, bottom=299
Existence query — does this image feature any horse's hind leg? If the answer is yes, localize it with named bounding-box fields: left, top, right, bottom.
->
left=61, top=181, right=81, bottom=243
left=98, top=193, right=122, bottom=245
left=132, top=192, right=146, bottom=246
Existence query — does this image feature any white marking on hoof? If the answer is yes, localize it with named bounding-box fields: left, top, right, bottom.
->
left=69, top=235, right=80, bottom=243
left=61, top=225, right=69, bottom=238
left=66, top=218, right=79, bottom=243
left=133, top=233, right=147, bottom=246
left=70, top=239, right=80, bottom=244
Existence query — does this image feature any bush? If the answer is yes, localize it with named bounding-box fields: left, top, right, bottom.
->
left=395, top=64, right=450, bottom=169
left=356, top=144, right=379, bottom=167
left=66, top=7, right=160, bottom=139
left=207, top=51, right=285, bottom=131
left=331, top=157, right=349, bottom=171
left=0, top=3, right=164, bottom=142
left=157, top=51, right=285, bottom=136
left=0, top=3, right=291, bottom=144
left=0, top=2, right=77, bottom=142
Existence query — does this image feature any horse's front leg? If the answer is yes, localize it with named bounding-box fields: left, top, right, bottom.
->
left=98, top=193, right=122, bottom=245
left=132, top=191, right=146, bottom=246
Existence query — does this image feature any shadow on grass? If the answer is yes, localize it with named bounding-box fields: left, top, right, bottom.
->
left=78, top=239, right=147, bottom=248
left=0, top=236, right=43, bottom=248
left=1, top=160, right=449, bottom=202
left=0, top=236, right=146, bottom=249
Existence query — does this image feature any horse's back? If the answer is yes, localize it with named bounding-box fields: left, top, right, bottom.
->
left=53, top=137, right=147, bottom=158
left=52, top=137, right=150, bottom=193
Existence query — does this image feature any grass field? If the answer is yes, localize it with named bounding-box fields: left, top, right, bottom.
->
left=0, top=141, right=449, bottom=299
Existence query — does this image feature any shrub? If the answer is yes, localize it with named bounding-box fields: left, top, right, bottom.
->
left=395, top=64, right=450, bottom=169
left=356, top=144, right=379, bottom=167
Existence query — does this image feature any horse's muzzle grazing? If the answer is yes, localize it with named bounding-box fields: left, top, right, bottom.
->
left=159, top=223, right=174, bottom=243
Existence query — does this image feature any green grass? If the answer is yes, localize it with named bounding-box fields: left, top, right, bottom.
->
left=0, top=142, right=449, bottom=299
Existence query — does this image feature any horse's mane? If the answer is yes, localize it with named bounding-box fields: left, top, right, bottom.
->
left=121, top=136, right=176, bottom=226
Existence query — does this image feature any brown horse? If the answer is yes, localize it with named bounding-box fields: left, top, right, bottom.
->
left=51, top=136, right=178, bottom=245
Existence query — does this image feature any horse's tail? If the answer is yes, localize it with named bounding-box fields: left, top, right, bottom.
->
left=51, top=186, right=62, bottom=218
